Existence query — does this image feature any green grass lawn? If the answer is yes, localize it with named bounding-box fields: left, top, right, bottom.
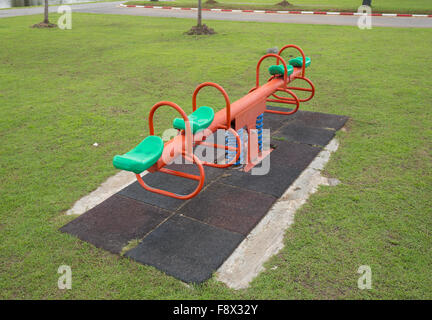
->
left=0, top=0, right=115, bottom=10
left=0, top=13, right=431, bottom=299
left=125, top=0, right=432, bottom=14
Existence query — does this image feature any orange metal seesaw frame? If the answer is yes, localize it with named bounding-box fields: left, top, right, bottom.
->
left=134, top=45, right=315, bottom=199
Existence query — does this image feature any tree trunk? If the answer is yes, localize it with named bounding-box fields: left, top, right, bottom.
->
left=197, top=0, right=202, bottom=27
left=43, top=0, right=49, bottom=24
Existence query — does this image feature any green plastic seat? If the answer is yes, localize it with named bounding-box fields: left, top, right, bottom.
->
left=268, top=64, right=294, bottom=76
left=173, top=106, right=215, bottom=134
left=289, top=56, right=311, bottom=68
left=113, top=135, right=164, bottom=174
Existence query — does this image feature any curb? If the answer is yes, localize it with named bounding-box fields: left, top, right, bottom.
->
left=119, top=4, right=432, bottom=18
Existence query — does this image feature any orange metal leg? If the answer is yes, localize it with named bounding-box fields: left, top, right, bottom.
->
left=266, top=88, right=300, bottom=115
left=135, top=151, right=205, bottom=200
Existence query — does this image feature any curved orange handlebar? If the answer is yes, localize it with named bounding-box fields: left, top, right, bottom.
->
left=276, top=77, right=315, bottom=102
left=148, top=101, right=193, bottom=157
left=266, top=88, right=300, bottom=115
left=192, top=82, right=231, bottom=130
left=149, top=101, right=190, bottom=135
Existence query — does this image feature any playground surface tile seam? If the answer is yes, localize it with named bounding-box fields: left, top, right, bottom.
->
left=125, top=214, right=245, bottom=284
left=59, top=194, right=172, bottom=254
left=60, top=106, right=349, bottom=283
left=177, top=182, right=277, bottom=235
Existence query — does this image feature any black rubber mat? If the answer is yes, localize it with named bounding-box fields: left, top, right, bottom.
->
left=290, top=111, right=348, bottom=131
left=267, top=106, right=349, bottom=131
left=263, top=112, right=295, bottom=132
left=270, top=140, right=322, bottom=169
left=178, top=182, right=276, bottom=235
left=218, top=140, right=320, bottom=198
left=273, top=122, right=335, bottom=146
left=60, top=194, right=171, bottom=254
left=125, top=215, right=244, bottom=283
left=117, top=163, right=224, bottom=211
left=218, top=161, right=303, bottom=197
left=61, top=106, right=349, bottom=284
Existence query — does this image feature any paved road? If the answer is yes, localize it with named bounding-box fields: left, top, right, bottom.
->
left=1, top=1, right=431, bottom=28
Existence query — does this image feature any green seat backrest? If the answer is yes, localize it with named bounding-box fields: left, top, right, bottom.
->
left=289, top=56, right=311, bottom=68
left=268, top=64, right=294, bottom=76
left=173, top=106, right=215, bottom=134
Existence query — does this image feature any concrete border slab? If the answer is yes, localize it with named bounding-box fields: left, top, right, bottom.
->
left=66, top=170, right=141, bottom=215
left=216, top=138, right=340, bottom=289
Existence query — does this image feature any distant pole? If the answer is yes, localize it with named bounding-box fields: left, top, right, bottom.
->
left=43, top=0, right=49, bottom=23
left=198, top=0, right=202, bottom=27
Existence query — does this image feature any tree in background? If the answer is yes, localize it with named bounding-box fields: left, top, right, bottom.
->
left=32, top=0, right=57, bottom=28
left=186, top=0, right=215, bottom=35
left=277, top=0, right=291, bottom=7
left=198, top=0, right=202, bottom=27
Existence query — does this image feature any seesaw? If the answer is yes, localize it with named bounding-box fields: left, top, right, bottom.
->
left=113, top=44, right=315, bottom=200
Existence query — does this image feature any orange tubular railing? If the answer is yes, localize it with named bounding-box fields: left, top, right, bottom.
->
left=137, top=101, right=205, bottom=200
left=191, top=82, right=241, bottom=168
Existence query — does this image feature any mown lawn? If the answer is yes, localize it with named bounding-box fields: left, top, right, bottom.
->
left=125, top=0, right=432, bottom=14
left=0, top=0, right=115, bottom=10
left=0, top=13, right=431, bottom=299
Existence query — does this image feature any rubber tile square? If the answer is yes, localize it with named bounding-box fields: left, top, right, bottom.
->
left=269, top=140, right=322, bottom=169
left=263, top=114, right=293, bottom=133
left=288, top=111, right=348, bottom=130
left=178, top=183, right=276, bottom=235
left=274, top=122, right=335, bottom=146
left=117, top=164, right=224, bottom=211
left=59, top=194, right=171, bottom=254
left=267, top=105, right=349, bottom=130
left=219, top=161, right=303, bottom=197
left=125, top=215, right=244, bottom=283
left=266, top=105, right=295, bottom=115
